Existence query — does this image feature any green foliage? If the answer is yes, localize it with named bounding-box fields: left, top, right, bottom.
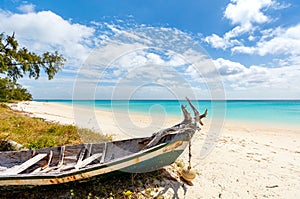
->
left=0, top=77, right=32, bottom=101
left=0, top=32, right=66, bottom=82
left=0, top=32, right=66, bottom=101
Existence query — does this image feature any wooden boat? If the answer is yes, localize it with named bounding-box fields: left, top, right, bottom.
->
left=0, top=98, right=207, bottom=186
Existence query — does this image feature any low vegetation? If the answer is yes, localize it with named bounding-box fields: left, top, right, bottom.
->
left=0, top=103, right=110, bottom=150
left=0, top=78, right=32, bottom=102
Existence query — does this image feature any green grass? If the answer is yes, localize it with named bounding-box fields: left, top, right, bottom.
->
left=0, top=103, right=111, bottom=150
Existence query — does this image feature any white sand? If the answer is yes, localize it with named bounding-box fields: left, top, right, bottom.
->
left=9, top=101, right=300, bottom=198
left=8, top=101, right=180, bottom=140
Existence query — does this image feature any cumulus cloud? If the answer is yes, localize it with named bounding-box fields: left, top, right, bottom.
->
left=214, top=58, right=246, bottom=75
left=0, top=9, right=95, bottom=65
left=204, top=0, right=288, bottom=50
left=224, top=0, right=272, bottom=26
left=204, top=34, right=234, bottom=49
left=213, top=57, right=300, bottom=98
left=233, top=24, right=300, bottom=56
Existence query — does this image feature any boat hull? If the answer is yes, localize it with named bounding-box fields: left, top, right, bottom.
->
left=0, top=138, right=188, bottom=186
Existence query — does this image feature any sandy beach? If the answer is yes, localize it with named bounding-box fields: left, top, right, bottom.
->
left=8, top=101, right=300, bottom=198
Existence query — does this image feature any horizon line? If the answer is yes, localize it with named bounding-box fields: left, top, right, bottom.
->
left=33, top=98, right=300, bottom=101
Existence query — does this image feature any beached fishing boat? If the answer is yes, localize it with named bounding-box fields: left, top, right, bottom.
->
left=0, top=98, right=207, bottom=186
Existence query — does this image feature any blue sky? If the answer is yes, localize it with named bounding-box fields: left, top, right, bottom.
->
left=1, top=0, right=300, bottom=99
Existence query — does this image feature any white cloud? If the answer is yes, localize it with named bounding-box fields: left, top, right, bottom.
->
left=0, top=10, right=95, bottom=65
left=232, top=23, right=300, bottom=56
left=230, top=45, right=255, bottom=54
left=257, top=24, right=300, bottom=56
left=213, top=57, right=300, bottom=98
left=204, top=0, right=288, bottom=50
left=248, top=35, right=255, bottom=41
left=214, top=58, right=246, bottom=75
left=17, top=4, right=36, bottom=13
left=224, top=0, right=272, bottom=26
left=204, top=34, right=232, bottom=49
left=165, top=54, right=186, bottom=67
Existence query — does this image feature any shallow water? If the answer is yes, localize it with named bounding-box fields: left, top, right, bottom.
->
left=36, top=99, right=300, bottom=128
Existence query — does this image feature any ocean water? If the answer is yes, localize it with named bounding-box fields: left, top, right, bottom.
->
left=36, top=100, right=300, bottom=128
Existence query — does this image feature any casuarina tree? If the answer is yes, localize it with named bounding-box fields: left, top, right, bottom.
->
left=0, top=32, right=66, bottom=101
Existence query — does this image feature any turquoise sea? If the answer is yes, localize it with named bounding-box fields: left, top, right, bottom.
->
left=36, top=100, right=300, bottom=128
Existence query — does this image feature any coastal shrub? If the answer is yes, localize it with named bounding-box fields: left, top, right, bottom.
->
left=78, top=128, right=112, bottom=142
left=26, top=137, right=56, bottom=149
left=0, top=78, right=32, bottom=101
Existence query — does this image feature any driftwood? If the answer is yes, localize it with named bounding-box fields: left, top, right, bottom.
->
left=145, top=98, right=207, bottom=149
left=186, top=97, right=208, bottom=126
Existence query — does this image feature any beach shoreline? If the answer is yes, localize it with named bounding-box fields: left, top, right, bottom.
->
left=7, top=101, right=300, bottom=198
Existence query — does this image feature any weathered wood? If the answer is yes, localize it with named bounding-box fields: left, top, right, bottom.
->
left=31, top=151, right=53, bottom=174
left=181, top=105, right=192, bottom=123
left=57, top=146, right=65, bottom=168
left=59, top=164, right=76, bottom=172
left=85, top=143, right=92, bottom=158
left=31, top=167, right=42, bottom=174
left=145, top=99, right=206, bottom=149
left=0, top=166, right=7, bottom=172
left=2, top=153, right=47, bottom=175
left=0, top=133, right=195, bottom=186
left=76, top=147, right=86, bottom=166
left=186, top=97, right=207, bottom=125
left=60, top=153, right=103, bottom=171
left=42, top=150, right=53, bottom=170
left=42, top=146, right=65, bottom=173
left=145, top=106, right=190, bottom=148
left=75, top=153, right=102, bottom=170
left=100, top=143, right=107, bottom=164
left=139, top=98, right=206, bottom=148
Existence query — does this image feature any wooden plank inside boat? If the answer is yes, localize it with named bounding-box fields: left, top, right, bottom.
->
left=1, top=153, right=47, bottom=175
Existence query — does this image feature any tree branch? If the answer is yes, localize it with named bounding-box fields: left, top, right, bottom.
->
left=2, top=32, right=15, bottom=50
